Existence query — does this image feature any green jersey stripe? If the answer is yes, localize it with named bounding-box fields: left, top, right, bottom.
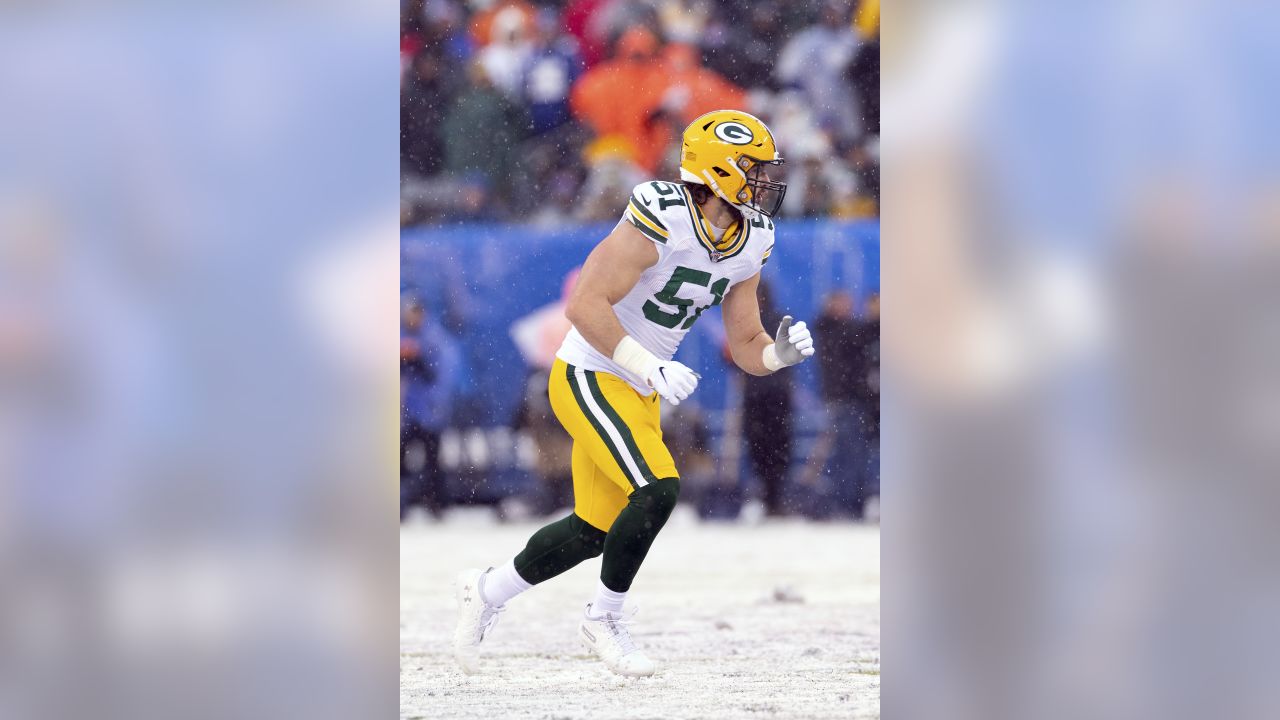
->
left=627, top=215, right=667, bottom=244
left=629, top=194, right=668, bottom=231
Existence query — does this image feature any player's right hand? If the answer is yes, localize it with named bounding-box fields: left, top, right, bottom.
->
left=647, top=361, right=699, bottom=406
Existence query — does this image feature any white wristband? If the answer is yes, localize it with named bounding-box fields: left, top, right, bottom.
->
left=612, top=335, right=661, bottom=379
left=762, top=343, right=785, bottom=372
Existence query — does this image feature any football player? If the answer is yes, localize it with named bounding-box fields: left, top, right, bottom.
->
left=453, top=110, right=816, bottom=677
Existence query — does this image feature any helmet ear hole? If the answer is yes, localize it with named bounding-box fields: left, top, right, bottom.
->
left=712, top=166, right=732, bottom=178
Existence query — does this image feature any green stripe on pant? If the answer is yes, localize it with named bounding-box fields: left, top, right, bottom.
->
left=582, top=370, right=660, bottom=486
left=565, top=363, right=639, bottom=489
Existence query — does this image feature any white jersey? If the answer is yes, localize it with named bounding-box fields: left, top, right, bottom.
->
left=557, top=180, right=776, bottom=393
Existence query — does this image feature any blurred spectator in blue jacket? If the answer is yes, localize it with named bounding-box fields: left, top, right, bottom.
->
left=401, top=296, right=461, bottom=520
left=522, top=7, right=584, bottom=135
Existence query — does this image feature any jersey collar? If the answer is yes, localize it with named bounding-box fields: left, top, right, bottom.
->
left=681, top=186, right=751, bottom=262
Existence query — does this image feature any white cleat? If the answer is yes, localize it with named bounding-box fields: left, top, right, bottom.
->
left=453, top=567, right=504, bottom=674
left=579, top=604, right=657, bottom=677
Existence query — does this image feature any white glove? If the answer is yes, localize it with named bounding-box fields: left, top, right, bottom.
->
left=762, top=315, right=816, bottom=371
left=646, top=360, right=699, bottom=406
left=613, top=335, right=700, bottom=405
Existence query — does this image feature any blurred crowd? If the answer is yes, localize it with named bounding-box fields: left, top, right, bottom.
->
left=401, top=282, right=880, bottom=522
left=401, top=0, right=880, bottom=225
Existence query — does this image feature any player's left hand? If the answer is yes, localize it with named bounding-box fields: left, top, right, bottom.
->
left=647, top=359, right=699, bottom=406
left=773, top=315, right=815, bottom=367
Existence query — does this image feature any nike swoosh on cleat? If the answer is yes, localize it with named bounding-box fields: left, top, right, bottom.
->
left=582, top=627, right=596, bottom=643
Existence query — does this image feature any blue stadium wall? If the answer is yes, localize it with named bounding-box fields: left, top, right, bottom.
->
left=402, top=218, right=879, bottom=430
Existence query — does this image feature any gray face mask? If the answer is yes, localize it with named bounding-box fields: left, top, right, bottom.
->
left=739, top=159, right=788, bottom=218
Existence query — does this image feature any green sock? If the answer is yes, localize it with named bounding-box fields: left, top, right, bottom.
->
left=513, top=513, right=607, bottom=585
left=600, top=479, right=680, bottom=592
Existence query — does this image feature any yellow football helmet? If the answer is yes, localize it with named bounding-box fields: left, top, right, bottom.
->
left=679, top=109, right=787, bottom=219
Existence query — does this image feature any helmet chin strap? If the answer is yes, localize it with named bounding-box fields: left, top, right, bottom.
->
left=701, top=166, right=761, bottom=222
left=698, top=168, right=724, bottom=198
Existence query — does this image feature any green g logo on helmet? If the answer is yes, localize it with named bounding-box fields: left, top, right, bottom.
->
left=713, top=121, right=755, bottom=145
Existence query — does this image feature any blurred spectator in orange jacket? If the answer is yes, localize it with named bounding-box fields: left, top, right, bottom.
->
left=469, top=0, right=535, bottom=49
left=656, top=43, right=747, bottom=125
left=639, top=43, right=749, bottom=171
left=569, top=26, right=669, bottom=172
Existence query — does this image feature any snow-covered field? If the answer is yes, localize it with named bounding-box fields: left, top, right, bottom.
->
left=401, top=508, right=880, bottom=719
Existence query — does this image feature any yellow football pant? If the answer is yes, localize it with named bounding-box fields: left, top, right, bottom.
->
left=547, top=358, right=679, bottom=532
